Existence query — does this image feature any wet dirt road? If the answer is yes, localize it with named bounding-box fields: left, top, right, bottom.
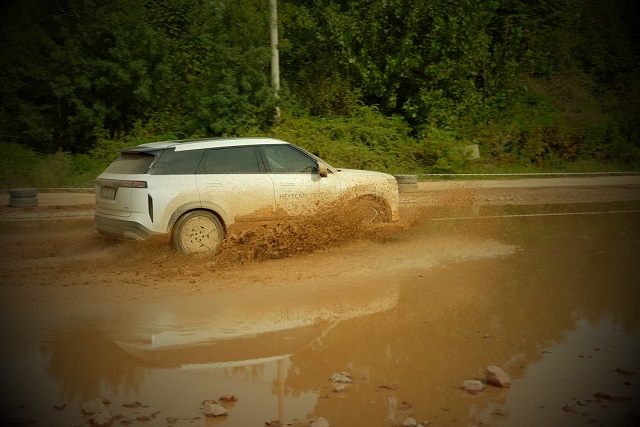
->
left=1, top=177, right=639, bottom=426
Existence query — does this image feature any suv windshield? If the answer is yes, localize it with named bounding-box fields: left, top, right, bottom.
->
left=104, top=152, right=156, bottom=174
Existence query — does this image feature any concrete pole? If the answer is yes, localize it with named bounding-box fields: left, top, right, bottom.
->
left=269, top=0, right=280, bottom=119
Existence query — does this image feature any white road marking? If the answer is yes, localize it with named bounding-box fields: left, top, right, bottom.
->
left=431, top=210, right=640, bottom=221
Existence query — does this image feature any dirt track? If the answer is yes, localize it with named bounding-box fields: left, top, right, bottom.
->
left=1, top=176, right=639, bottom=427
left=1, top=175, right=639, bottom=308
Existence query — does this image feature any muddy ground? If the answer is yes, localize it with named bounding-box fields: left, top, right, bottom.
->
left=1, top=176, right=639, bottom=307
left=1, top=175, right=639, bottom=427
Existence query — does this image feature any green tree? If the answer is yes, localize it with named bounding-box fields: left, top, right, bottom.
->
left=0, top=0, right=170, bottom=152
left=140, top=0, right=278, bottom=136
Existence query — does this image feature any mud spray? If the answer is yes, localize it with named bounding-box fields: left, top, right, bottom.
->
left=207, top=184, right=509, bottom=268
left=0, top=184, right=509, bottom=289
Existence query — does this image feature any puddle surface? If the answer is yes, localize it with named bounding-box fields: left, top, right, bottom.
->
left=0, top=204, right=639, bottom=426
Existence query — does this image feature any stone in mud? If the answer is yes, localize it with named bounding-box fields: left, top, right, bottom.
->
left=330, top=372, right=352, bottom=383
left=333, top=383, right=347, bottom=393
left=82, top=398, right=106, bottom=414
left=311, top=417, right=330, bottom=427
left=204, top=402, right=228, bottom=417
left=219, top=393, right=238, bottom=402
left=462, top=380, right=484, bottom=392
left=485, top=366, right=511, bottom=388
left=402, top=418, right=418, bottom=426
left=90, top=410, right=113, bottom=426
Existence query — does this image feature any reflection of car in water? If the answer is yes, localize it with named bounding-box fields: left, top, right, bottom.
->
left=95, top=137, right=400, bottom=255
left=114, top=281, right=400, bottom=368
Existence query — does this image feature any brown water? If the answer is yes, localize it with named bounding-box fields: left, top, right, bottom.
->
left=1, top=204, right=639, bottom=426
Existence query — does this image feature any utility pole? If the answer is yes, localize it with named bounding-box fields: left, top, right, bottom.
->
left=269, top=0, right=280, bottom=119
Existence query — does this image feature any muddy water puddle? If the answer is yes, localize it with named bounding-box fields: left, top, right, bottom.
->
left=1, top=204, right=639, bottom=426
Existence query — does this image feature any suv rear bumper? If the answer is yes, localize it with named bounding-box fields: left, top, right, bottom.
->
left=95, top=214, right=155, bottom=240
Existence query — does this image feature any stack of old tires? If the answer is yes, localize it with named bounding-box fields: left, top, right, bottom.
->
left=9, top=188, right=38, bottom=207
left=393, top=174, right=418, bottom=193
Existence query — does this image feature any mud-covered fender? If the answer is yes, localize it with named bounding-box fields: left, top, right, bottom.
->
left=340, top=183, right=398, bottom=222
left=344, top=184, right=388, bottom=204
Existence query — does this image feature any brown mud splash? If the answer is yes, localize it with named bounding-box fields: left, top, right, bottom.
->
left=208, top=186, right=505, bottom=267
left=172, top=186, right=495, bottom=270
left=211, top=198, right=402, bottom=267
left=0, top=186, right=500, bottom=293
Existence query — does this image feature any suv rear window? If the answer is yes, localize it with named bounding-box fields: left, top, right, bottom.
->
left=104, top=152, right=156, bottom=174
left=150, top=148, right=204, bottom=175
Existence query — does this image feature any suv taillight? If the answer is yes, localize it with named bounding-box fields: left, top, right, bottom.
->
left=120, top=180, right=148, bottom=188
left=96, top=178, right=148, bottom=188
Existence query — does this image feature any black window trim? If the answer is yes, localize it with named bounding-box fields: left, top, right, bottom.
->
left=148, top=147, right=206, bottom=175
left=195, top=145, right=267, bottom=174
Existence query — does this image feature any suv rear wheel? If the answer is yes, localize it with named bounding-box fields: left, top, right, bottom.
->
left=171, top=210, right=224, bottom=255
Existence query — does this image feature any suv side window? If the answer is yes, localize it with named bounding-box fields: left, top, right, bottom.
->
left=261, top=145, right=317, bottom=173
left=150, top=148, right=204, bottom=175
left=197, top=146, right=262, bottom=174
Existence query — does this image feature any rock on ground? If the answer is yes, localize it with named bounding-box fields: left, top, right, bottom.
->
left=90, top=410, right=113, bottom=426
left=330, top=372, right=352, bottom=383
left=486, top=366, right=511, bottom=388
left=82, top=398, right=106, bottom=414
left=204, top=402, right=228, bottom=417
left=462, top=380, right=484, bottom=391
left=311, top=417, right=330, bottom=427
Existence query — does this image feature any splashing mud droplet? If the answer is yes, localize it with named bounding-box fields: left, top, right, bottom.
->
left=211, top=197, right=404, bottom=267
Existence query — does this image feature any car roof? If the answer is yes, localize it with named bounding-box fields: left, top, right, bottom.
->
left=122, top=137, right=289, bottom=153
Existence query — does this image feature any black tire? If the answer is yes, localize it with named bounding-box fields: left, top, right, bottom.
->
left=171, top=210, right=224, bottom=255
left=9, top=196, right=38, bottom=207
left=10, top=188, right=37, bottom=198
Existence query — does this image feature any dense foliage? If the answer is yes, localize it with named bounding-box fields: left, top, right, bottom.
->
left=1, top=0, right=638, bottom=186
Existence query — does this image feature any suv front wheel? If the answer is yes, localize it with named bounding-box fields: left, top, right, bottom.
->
left=171, top=210, right=224, bottom=255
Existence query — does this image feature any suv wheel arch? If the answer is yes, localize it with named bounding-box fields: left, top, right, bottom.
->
left=167, top=203, right=227, bottom=233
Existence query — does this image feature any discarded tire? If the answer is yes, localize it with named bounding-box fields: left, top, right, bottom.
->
left=9, top=188, right=38, bottom=198
left=9, top=196, right=38, bottom=207
left=393, top=175, right=418, bottom=193
left=9, top=188, right=38, bottom=207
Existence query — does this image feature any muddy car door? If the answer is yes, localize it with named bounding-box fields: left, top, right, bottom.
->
left=196, top=146, right=277, bottom=224
left=259, top=144, right=340, bottom=218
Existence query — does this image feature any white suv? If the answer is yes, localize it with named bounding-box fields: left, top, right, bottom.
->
left=95, top=137, right=399, bottom=254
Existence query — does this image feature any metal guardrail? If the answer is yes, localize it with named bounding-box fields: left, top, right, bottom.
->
left=419, top=171, right=639, bottom=177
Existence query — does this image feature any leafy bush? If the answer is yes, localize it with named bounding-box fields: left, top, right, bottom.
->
left=1, top=141, right=116, bottom=189
left=0, top=143, right=42, bottom=188
left=268, top=107, right=420, bottom=174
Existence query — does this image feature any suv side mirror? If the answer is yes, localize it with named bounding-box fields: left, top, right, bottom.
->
left=318, top=161, right=328, bottom=177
